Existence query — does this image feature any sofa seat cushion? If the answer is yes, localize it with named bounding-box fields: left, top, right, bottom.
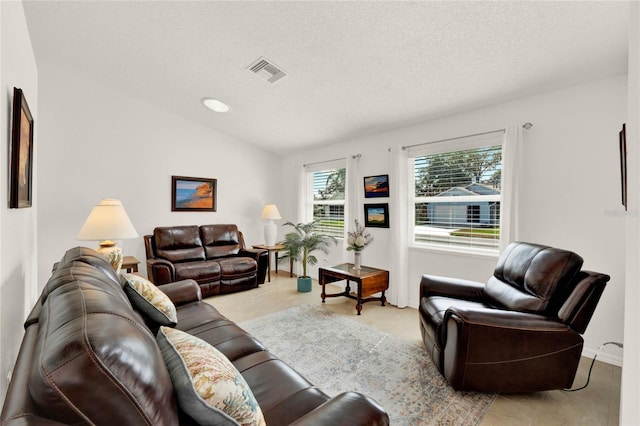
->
left=175, top=302, right=267, bottom=362
left=233, top=351, right=330, bottom=425
left=218, top=257, right=257, bottom=279
left=174, top=302, right=331, bottom=424
left=174, top=260, right=221, bottom=284
left=157, top=327, right=266, bottom=426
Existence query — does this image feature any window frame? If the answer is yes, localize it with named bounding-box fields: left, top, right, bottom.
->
left=408, top=133, right=503, bottom=256
left=305, top=160, right=347, bottom=239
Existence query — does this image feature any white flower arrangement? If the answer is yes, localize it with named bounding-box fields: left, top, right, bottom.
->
left=346, top=219, right=373, bottom=252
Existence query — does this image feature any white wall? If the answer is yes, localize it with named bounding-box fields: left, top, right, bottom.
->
left=621, top=3, right=640, bottom=424
left=36, top=62, right=282, bottom=290
left=0, top=1, right=38, bottom=403
left=281, top=75, right=627, bottom=366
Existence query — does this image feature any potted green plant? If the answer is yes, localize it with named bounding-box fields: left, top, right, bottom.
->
left=279, top=220, right=337, bottom=292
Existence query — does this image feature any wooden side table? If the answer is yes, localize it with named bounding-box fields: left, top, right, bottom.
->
left=319, top=263, right=389, bottom=315
left=121, top=256, right=140, bottom=273
left=252, top=244, right=292, bottom=282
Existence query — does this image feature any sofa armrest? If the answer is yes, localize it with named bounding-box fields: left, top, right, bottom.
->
left=289, top=392, right=389, bottom=426
left=445, top=305, right=572, bottom=331
left=420, top=274, right=486, bottom=301
left=238, top=248, right=265, bottom=259
left=146, top=258, right=175, bottom=285
left=239, top=248, right=268, bottom=284
left=157, top=279, right=202, bottom=305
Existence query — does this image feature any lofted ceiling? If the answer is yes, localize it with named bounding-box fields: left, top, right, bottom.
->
left=22, top=1, right=629, bottom=155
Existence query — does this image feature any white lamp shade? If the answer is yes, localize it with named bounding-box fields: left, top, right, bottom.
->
left=76, top=199, right=138, bottom=242
left=260, top=204, right=282, bottom=220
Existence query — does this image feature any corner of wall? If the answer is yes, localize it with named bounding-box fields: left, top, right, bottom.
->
left=0, top=0, right=39, bottom=405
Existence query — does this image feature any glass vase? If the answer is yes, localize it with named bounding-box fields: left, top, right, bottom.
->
left=354, top=251, right=362, bottom=271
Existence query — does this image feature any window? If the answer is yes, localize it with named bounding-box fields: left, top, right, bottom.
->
left=410, top=138, right=502, bottom=252
left=308, top=165, right=346, bottom=238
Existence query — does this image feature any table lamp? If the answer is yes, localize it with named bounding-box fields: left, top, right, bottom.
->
left=76, top=198, right=138, bottom=274
left=261, top=204, right=281, bottom=247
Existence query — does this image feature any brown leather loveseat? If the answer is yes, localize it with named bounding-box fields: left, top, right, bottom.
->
left=144, top=224, right=268, bottom=297
left=1, top=247, right=389, bottom=425
left=419, top=241, right=610, bottom=393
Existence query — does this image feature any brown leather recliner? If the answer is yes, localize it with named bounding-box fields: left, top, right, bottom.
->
left=419, top=241, right=610, bottom=393
left=144, top=224, right=268, bottom=297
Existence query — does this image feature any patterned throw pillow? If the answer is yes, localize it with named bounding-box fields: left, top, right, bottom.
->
left=157, top=327, right=266, bottom=426
left=122, top=273, right=177, bottom=326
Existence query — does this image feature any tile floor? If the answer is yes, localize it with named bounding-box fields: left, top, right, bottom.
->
left=206, top=272, right=621, bottom=426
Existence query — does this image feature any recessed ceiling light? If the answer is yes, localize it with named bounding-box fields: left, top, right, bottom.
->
left=201, top=98, right=230, bottom=113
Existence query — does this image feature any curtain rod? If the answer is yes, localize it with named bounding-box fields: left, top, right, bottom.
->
left=401, top=122, right=533, bottom=151
left=303, top=153, right=361, bottom=168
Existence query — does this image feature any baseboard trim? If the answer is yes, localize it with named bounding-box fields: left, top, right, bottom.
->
left=582, top=347, right=623, bottom=367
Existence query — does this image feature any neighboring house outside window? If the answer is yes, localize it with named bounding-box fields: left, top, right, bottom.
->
left=410, top=139, right=503, bottom=253
left=308, top=165, right=346, bottom=238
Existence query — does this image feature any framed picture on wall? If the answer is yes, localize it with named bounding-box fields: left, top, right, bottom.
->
left=364, top=203, right=389, bottom=228
left=363, top=174, right=389, bottom=198
left=9, top=87, right=34, bottom=209
left=620, top=123, right=627, bottom=211
left=171, top=176, right=217, bottom=211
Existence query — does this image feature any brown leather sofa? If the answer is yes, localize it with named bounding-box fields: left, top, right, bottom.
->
left=419, top=241, right=609, bottom=393
left=144, top=224, right=268, bottom=297
left=1, top=247, right=389, bottom=425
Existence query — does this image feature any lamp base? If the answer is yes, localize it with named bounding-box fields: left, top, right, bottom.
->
left=97, top=240, right=123, bottom=274
left=264, top=220, right=277, bottom=247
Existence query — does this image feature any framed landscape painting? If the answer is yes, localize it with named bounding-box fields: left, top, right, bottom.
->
left=363, top=174, right=389, bottom=198
left=10, top=88, right=34, bottom=209
left=364, top=203, right=389, bottom=228
left=172, top=176, right=217, bottom=212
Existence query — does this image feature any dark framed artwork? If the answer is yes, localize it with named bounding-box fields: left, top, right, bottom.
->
left=10, top=88, right=34, bottom=209
left=620, top=123, right=627, bottom=211
left=363, top=174, right=389, bottom=198
left=171, top=176, right=217, bottom=212
left=364, top=203, right=389, bottom=228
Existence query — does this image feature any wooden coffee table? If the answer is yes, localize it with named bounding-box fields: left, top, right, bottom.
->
left=319, top=263, right=389, bottom=315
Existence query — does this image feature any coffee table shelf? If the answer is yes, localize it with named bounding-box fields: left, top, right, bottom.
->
left=319, top=263, right=389, bottom=315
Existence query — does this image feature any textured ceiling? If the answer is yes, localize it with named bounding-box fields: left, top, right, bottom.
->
left=23, top=1, right=629, bottom=155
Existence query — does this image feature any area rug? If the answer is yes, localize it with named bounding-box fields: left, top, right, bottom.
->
left=239, top=304, right=496, bottom=426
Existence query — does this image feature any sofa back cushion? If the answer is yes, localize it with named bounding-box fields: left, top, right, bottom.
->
left=558, top=270, right=609, bottom=333
left=485, top=242, right=583, bottom=315
left=42, top=246, right=126, bottom=304
left=154, top=225, right=206, bottom=262
left=29, top=259, right=178, bottom=425
left=200, top=224, right=241, bottom=258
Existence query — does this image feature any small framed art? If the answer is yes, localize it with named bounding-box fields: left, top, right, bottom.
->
left=620, top=123, right=627, bottom=211
left=363, top=174, right=389, bottom=198
left=364, top=203, right=389, bottom=228
left=10, top=88, right=34, bottom=209
left=172, top=176, right=217, bottom=212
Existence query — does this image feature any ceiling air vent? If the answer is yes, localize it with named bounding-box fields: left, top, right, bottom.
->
left=247, top=57, right=287, bottom=84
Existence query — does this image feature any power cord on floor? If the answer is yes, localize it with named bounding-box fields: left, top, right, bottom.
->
left=563, top=341, right=623, bottom=392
